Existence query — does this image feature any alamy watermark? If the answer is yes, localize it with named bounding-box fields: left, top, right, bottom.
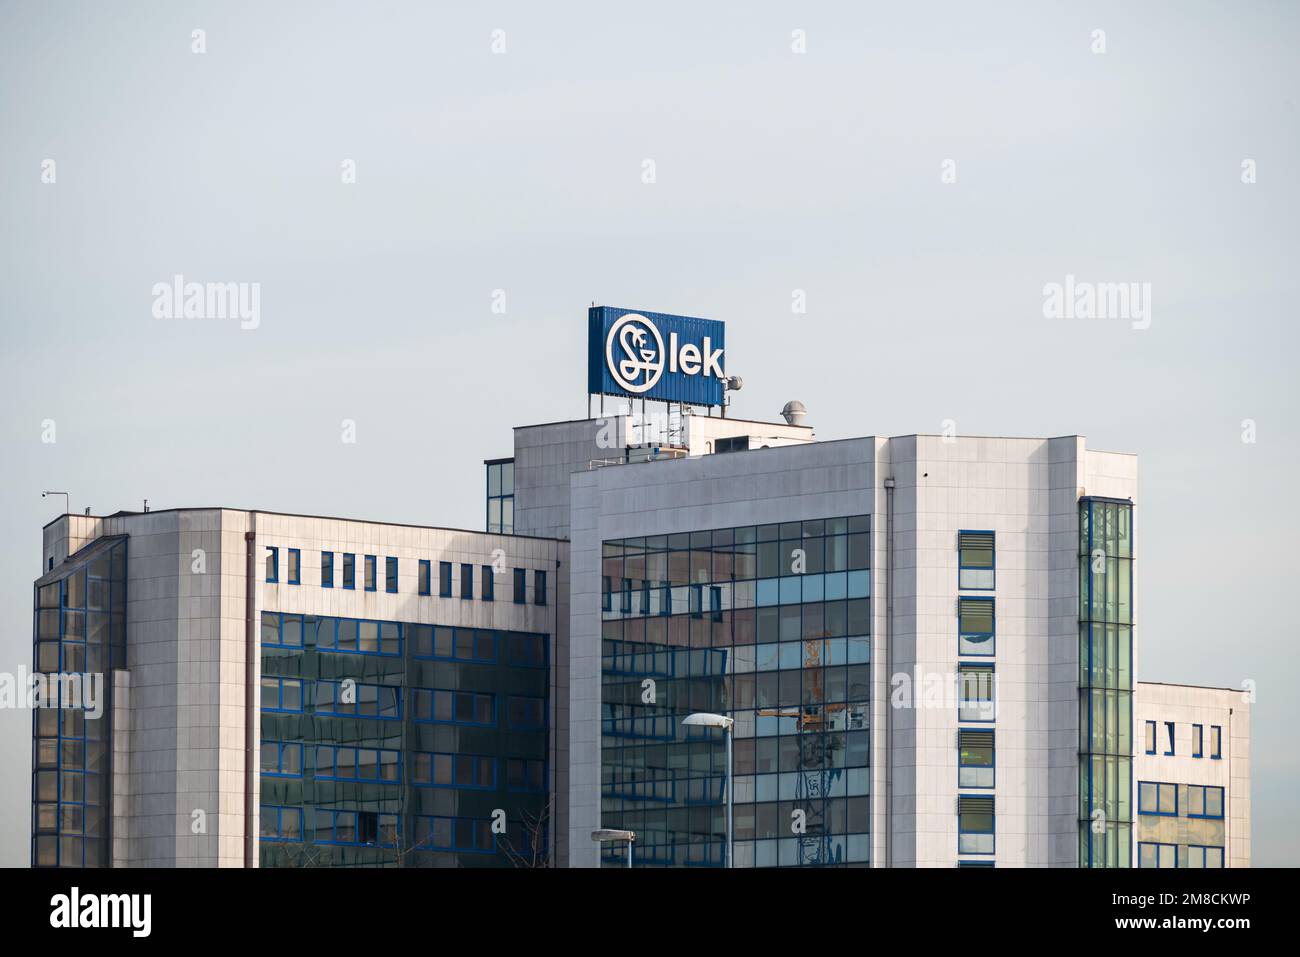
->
left=1042, top=274, right=1151, bottom=330
left=0, top=667, right=104, bottom=719
left=152, top=274, right=260, bottom=330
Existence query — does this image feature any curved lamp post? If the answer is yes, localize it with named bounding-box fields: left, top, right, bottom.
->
left=682, top=712, right=735, bottom=868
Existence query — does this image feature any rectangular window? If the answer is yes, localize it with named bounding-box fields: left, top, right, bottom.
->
left=506, top=758, right=546, bottom=792
left=1192, top=723, right=1203, bottom=758
left=958, top=530, right=995, bottom=590
left=287, top=548, right=301, bottom=585
left=315, top=680, right=401, bottom=720
left=957, top=795, right=994, bottom=855
left=1188, top=785, right=1225, bottom=819
left=364, top=555, right=377, bottom=592
left=415, top=815, right=495, bottom=854
left=1164, top=721, right=1175, bottom=756
left=314, top=746, right=402, bottom=783
left=260, top=741, right=303, bottom=778
left=1144, top=719, right=1156, bottom=755
left=265, top=546, right=279, bottom=583
left=507, top=633, right=546, bottom=668
left=321, top=551, right=334, bottom=588
left=958, top=729, right=995, bottom=788
left=260, top=677, right=303, bottom=713
left=412, top=752, right=495, bottom=790
left=342, top=553, right=355, bottom=590
left=507, top=695, right=546, bottom=730
left=460, top=563, right=473, bottom=599
left=260, top=805, right=303, bottom=843
left=1137, top=781, right=1178, bottom=816
left=513, top=568, right=527, bottom=604
left=957, top=664, right=995, bottom=722
left=1210, top=725, right=1222, bottom=759
left=385, top=556, right=398, bottom=593
left=412, top=688, right=495, bottom=726
left=534, top=569, right=548, bottom=606
left=1187, top=845, right=1224, bottom=869
left=958, top=597, right=994, bottom=656
left=1138, top=842, right=1178, bottom=869
left=418, top=560, right=431, bottom=596
left=439, top=562, right=453, bottom=597
left=481, top=566, right=494, bottom=601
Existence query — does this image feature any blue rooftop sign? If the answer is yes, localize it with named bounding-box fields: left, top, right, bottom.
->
left=587, top=306, right=726, bottom=406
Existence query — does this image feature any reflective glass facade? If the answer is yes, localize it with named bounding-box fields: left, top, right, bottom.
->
left=259, top=612, right=549, bottom=867
left=485, top=459, right=515, bottom=534
left=600, top=516, right=872, bottom=867
left=31, top=536, right=127, bottom=867
left=1078, top=497, right=1134, bottom=867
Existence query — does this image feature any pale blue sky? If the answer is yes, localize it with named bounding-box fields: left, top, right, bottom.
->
left=1, top=0, right=1296, bottom=866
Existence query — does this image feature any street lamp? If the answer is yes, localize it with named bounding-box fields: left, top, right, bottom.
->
left=682, top=712, right=735, bottom=868
left=591, top=828, right=636, bottom=868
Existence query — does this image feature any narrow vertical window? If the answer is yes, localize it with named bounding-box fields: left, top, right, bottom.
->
left=265, top=546, right=279, bottom=583
left=342, top=553, right=356, bottom=590
left=439, top=562, right=453, bottom=597
left=287, top=548, right=301, bottom=585
left=321, top=552, right=334, bottom=588
left=958, top=531, right=995, bottom=589
left=1210, top=725, right=1222, bottom=759
left=1192, top=723, right=1203, bottom=758
left=1163, top=721, right=1175, bottom=756
left=364, top=555, right=377, bottom=592
left=385, top=557, right=398, bottom=593
left=1144, top=720, right=1156, bottom=755
left=513, top=568, right=526, bottom=604
left=460, top=564, right=473, bottom=599
left=481, top=566, right=494, bottom=601
left=534, top=570, right=547, bottom=606
left=418, top=560, right=431, bottom=596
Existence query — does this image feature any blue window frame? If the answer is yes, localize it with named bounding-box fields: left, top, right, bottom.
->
left=1144, top=719, right=1157, bottom=755
left=314, top=745, right=401, bottom=782
left=439, top=561, right=453, bottom=597
left=364, top=554, right=377, bottom=592
left=1188, top=784, right=1224, bottom=819
left=414, top=815, right=495, bottom=854
left=506, top=695, right=546, bottom=731
left=342, top=552, right=355, bottom=590
left=315, top=809, right=399, bottom=848
left=1137, top=780, right=1178, bottom=816
left=481, top=565, right=495, bottom=601
left=315, top=618, right=401, bottom=656
left=957, top=664, right=995, bottom=722
left=1210, top=725, right=1222, bottom=759
left=384, top=556, right=398, bottom=593
left=534, top=569, right=548, bottom=606
left=507, top=633, right=547, bottom=668
left=957, top=795, right=994, bottom=855
left=1138, top=841, right=1178, bottom=868
left=321, top=551, right=334, bottom=588
left=460, top=563, right=473, bottom=599
left=1164, top=720, right=1175, bottom=756
left=260, top=677, right=303, bottom=713
left=260, top=805, right=303, bottom=843
left=602, top=576, right=612, bottom=613
left=286, top=548, right=301, bottom=585
left=260, top=741, right=303, bottom=778
left=1192, top=723, right=1203, bottom=758
left=315, top=680, right=401, bottom=719
left=411, top=752, right=496, bottom=790
left=412, top=688, right=496, bottom=726
left=418, top=560, right=431, bottom=596
left=506, top=758, right=546, bottom=792
left=410, top=625, right=499, bottom=663
left=958, top=530, right=995, bottom=590
left=958, top=729, right=994, bottom=788
left=958, top=597, right=994, bottom=656
left=261, top=612, right=304, bottom=649
left=513, top=568, right=527, bottom=604
left=1187, top=845, right=1225, bottom=868
left=264, top=546, right=279, bottom=583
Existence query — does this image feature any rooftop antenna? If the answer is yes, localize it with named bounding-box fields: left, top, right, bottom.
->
left=143, top=499, right=149, bottom=513
left=41, top=490, right=70, bottom=514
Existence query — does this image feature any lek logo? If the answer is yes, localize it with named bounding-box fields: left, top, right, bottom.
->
left=604, top=313, right=724, bottom=395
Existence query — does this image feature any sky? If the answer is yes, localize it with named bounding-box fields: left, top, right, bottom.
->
left=1, top=0, right=1296, bottom=867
